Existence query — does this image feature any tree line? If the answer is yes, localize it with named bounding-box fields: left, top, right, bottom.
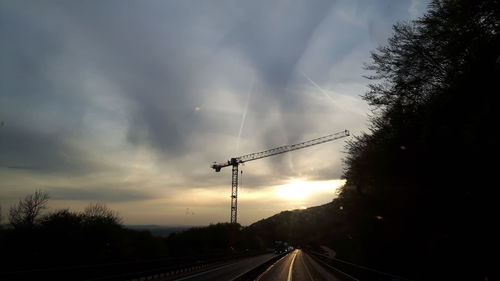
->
left=335, top=0, right=499, bottom=279
left=0, top=190, right=270, bottom=275
left=0, top=190, right=168, bottom=272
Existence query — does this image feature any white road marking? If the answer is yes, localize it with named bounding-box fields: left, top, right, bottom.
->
left=255, top=253, right=290, bottom=281
left=287, top=250, right=298, bottom=281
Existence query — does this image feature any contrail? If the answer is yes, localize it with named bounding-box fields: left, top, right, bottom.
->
left=301, top=71, right=336, bottom=103
left=236, top=76, right=255, bottom=151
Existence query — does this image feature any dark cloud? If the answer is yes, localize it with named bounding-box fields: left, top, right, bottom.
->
left=0, top=125, right=97, bottom=174
left=220, top=0, right=334, bottom=88
left=34, top=0, right=338, bottom=158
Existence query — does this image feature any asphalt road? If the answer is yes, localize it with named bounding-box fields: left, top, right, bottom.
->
left=170, top=253, right=276, bottom=281
left=256, top=249, right=340, bottom=281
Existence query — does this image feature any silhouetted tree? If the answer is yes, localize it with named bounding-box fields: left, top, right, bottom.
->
left=340, top=0, right=499, bottom=279
left=83, top=202, right=122, bottom=225
left=8, top=190, right=49, bottom=229
left=364, top=0, right=500, bottom=109
left=1, top=192, right=172, bottom=281
left=40, top=208, right=83, bottom=227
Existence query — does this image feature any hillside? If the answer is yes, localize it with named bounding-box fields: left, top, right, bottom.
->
left=244, top=202, right=340, bottom=247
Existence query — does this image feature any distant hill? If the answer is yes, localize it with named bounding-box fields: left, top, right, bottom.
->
left=243, top=200, right=346, bottom=249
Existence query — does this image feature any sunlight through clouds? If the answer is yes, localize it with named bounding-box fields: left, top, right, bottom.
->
left=274, top=179, right=345, bottom=201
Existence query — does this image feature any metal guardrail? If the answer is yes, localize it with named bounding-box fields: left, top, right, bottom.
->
left=306, top=250, right=413, bottom=281
left=232, top=252, right=290, bottom=281
left=0, top=250, right=272, bottom=281
left=97, top=259, right=220, bottom=281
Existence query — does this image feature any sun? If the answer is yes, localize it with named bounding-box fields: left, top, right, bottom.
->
left=274, top=179, right=346, bottom=201
left=275, top=180, right=311, bottom=200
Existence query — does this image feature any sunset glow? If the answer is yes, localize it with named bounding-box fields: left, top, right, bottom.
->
left=274, top=179, right=345, bottom=201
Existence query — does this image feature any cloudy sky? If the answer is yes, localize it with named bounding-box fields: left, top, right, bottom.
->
left=0, top=0, right=429, bottom=225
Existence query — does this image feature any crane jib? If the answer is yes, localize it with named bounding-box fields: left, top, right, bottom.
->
left=211, top=130, right=349, bottom=171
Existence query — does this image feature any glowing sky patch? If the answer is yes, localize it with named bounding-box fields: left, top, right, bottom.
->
left=275, top=179, right=344, bottom=200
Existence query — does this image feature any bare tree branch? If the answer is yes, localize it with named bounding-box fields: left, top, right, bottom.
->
left=83, top=202, right=122, bottom=225
left=9, top=190, right=49, bottom=229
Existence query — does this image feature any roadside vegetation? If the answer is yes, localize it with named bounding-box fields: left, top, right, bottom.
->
left=0, top=190, right=167, bottom=271
left=337, top=0, right=498, bottom=279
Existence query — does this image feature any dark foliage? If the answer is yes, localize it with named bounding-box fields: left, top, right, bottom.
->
left=165, top=223, right=243, bottom=256
left=339, top=0, right=500, bottom=279
left=0, top=196, right=167, bottom=274
left=8, top=190, right=49, bottom=230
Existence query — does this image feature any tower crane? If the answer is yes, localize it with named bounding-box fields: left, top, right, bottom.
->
left=211, top=129, right=350, bottom=223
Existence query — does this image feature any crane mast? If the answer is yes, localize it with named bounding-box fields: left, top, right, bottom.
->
left=211, top=130, right=349, bottom=223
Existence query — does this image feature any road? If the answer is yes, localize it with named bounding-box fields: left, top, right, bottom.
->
left=257, top=250, right=340, bottom=281
left=170, top=253, right=275, bottom=281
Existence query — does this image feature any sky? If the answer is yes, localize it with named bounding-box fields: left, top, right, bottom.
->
left=0, top=0, right=429, bottom=226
